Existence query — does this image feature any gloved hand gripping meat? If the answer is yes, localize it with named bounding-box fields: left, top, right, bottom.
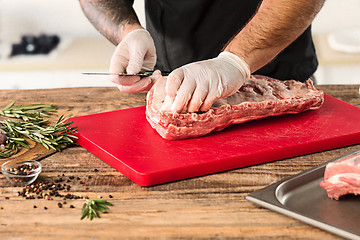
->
left=161, top=52, right=250, bottom=113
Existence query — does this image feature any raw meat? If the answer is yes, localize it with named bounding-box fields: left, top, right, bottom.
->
left=320, top=151, right=360, bottom=200
left=146, top=75, right=324, bottom=140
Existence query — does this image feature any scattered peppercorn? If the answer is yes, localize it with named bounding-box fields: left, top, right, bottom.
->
left=14, top=172, right=113, bottom=216
left=17, top=175, right=84, bottom=201
left=54, top=178, right=62, bottom=183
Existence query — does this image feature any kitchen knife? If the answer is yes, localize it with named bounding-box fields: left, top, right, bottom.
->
left=82, top=70, right=170, bottom=77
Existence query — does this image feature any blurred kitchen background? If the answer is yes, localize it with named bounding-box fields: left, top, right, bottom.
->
left=0, top=0, right=359, bottom=89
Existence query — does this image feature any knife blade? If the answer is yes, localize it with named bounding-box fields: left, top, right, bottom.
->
left=82, top=70, right=170, bottom=77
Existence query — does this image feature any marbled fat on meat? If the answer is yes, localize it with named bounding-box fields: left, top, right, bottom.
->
left=145, top=75, right=324, bottom=140
left=320, top=151, right=360, bottom=200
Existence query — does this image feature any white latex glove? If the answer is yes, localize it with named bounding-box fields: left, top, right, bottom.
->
left=110, top=29, right=157, bottom=93
left=161, top=52, right=250, bottom=113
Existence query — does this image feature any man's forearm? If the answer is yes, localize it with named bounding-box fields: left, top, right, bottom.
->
left=224, top=0, right=325, bottom=73
left=79, top=0, right=142, bottom=45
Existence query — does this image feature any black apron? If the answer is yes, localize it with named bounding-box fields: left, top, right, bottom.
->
left=144, top=0, right=318, bottom=82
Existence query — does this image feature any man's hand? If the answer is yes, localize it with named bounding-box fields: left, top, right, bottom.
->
left=161, top=52, right=250, bottom=113
left=110, top=29, right=157, bottom=93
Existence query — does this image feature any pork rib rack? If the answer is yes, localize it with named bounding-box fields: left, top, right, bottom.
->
left=145, top=75, right=324, bottom=140
left=320, top=150, right=360, bottom=200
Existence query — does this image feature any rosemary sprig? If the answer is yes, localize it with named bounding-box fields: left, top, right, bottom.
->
left=0, top=140, right=21, bottom=158
left=1, top=115, right=77, bottom=151
left=81, top=199, right=113, bottom=220
left=0, top=101, right=78, bottom=158
left=1, top=100, right=56, bottom=122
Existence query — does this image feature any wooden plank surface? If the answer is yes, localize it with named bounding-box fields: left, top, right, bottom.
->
left=0, top=84, right=359, bottom=240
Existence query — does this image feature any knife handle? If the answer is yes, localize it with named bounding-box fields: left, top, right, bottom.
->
left=145, top=70, right=171, bottom=76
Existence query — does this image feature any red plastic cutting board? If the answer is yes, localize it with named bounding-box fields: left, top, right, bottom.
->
left=70, top=94, right=360, bottom=186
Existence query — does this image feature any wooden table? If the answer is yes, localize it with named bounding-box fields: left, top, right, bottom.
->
left=0, top=84, right=359, bottom=240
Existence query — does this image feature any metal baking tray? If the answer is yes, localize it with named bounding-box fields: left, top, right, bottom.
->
left=246, top=149, right=360, bottom=240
